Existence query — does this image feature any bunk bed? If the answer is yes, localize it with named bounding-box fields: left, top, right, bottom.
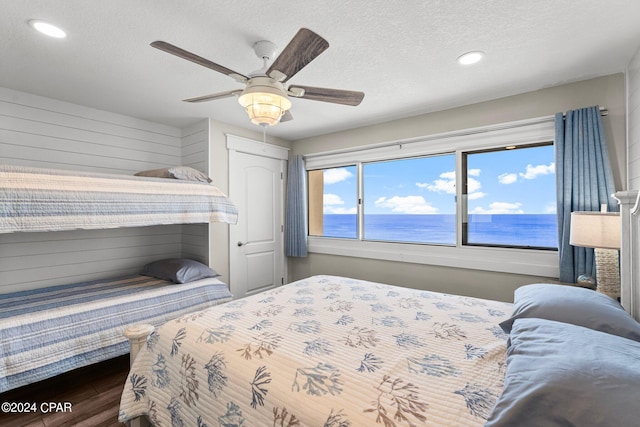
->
left=0, top=164, right=239, bottom=393
left=118, top=191, right=640, bottom=426
left=0, top=271, right=233, bottom=393
left=0, top=164, right=238, bottom=233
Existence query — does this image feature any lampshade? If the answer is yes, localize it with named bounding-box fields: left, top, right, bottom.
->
left=569, top=211, right=620, bottom=249
left=238, top=77, right=292, bottom=127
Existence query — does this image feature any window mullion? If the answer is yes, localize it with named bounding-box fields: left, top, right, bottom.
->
left=357, top=161, right=364, bottom=241
left=456, top=150, right=465, bottom=248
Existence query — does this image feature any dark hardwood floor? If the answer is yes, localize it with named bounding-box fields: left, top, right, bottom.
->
left=0, top=356, right=130, bottom=427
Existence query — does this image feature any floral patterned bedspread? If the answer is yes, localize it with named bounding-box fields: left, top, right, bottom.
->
left=119, top=275, right=511, bottom=426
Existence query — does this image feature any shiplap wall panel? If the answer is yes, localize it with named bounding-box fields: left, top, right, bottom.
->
left=628, top=48, right=640, bottom=189
left=181, top=224, right=210, bottom=264
left=181, top=119, right=209, bottom=174
left=0, top=123, right=179, bottom=164
left=0, top=227, right=183, bottom=293
left=0, top=87, right=180, bottom=137
left=0, top=92, right=182, bottom=173
left=0, top=100, right=181, bottom=146
left=0, top=137, right=178, bottom=173
left=181, top=119, right=210, bottom=264
left=0, top=87, right=212, bottom=294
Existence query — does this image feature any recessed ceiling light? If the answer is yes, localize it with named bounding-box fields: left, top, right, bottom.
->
left=29, top=20, right=67, bottom=38
left=457, top=51, right=484, bottom=65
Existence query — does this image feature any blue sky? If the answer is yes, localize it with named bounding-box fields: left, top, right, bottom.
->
left=323, top=145, right=556, bottom=215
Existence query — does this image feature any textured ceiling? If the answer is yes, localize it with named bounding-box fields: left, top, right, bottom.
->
left=2, top=0, right=640, bottom=141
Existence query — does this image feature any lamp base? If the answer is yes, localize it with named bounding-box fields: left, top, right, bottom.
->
left=595, top=248, right=620, bottom=300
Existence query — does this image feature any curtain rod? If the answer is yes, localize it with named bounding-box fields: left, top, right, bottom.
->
left=563, top=107, right=608, bottom=117
left=304, top=107, right=608, bottom=160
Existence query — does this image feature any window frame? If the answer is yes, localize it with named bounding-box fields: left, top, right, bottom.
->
left=461, top=142, right=557, bottom=250
left=304, top=116, right=559, bottom=277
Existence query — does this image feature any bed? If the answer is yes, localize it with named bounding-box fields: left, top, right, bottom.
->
left=119, top=274, right=512, bottom=426
left=0, top=267, right=233, bottom=394
left=119, top=274, right=640, bottom=427
left=0, top=164, right=240, bottom=393
left=0, top=164, right=238, bottom=233
left=615, top=189, right=640, bottom=322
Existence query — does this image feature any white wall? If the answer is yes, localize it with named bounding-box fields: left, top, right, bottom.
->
left=0, top=87, right=208, bottom=293
left=289, top=74, right=627, bottom=302
left=628, top=48, right=640, bottom=189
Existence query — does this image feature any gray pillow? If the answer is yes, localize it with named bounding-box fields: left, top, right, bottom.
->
left=486, top=318, right=640, bottom=426
left=142, top=258, right=219, bottom=284
left=500, top=283, right=640, bottom=342
left=135, top=166, right=212, bottom=183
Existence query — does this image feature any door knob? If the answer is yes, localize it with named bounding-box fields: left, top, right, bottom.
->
left=237, top=241, right=246, bottom=247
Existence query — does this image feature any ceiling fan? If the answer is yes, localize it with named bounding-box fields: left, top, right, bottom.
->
left=151, top=28, right=365, bottom=127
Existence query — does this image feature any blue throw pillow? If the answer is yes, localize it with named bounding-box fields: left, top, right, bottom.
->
left=486, top=318, right=640, bottom=426
left=142, top=258, right=219, bottom=284
left=500, top=283, right=640, bottom=342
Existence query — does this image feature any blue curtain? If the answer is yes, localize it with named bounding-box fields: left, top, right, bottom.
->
left=555, top=106, right=617, bottom=282
left=285, top=155, right=308, bottom=257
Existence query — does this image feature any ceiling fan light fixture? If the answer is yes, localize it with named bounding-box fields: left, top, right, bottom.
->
left=238, top=77, right=292, bottom=126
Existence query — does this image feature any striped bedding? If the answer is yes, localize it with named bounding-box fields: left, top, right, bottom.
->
left=119, top=275, right=511, bottom=426
left=0, top=274, right=233, bottom=393
left=0, top=164, right=238, bottom=233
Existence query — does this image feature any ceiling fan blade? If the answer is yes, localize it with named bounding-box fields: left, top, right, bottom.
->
left=289, top=85, right=364, bottom=106
left=151, top=41, right=248, bottom=82
left=266, top=28, right=329, bottom=83
left=183, top=89, right=243, bottom=103
left=281, top=110, right=294, bottom=122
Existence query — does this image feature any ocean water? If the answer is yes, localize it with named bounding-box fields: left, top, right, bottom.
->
left=322, top=214, right=558, bottom=248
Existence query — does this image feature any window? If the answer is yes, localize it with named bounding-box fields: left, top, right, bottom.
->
left=308, top=166, right=357, bottom=238
left=303, top=117, right=559, bottom=277
left=363, top=155, right=456, bottom=244
left=308, top=144, right=556, bottom=249
left=462, top=144, right=557, bottom=249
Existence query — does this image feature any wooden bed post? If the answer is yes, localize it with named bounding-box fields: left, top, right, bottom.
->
left=614, top=190, right=640, bottom=321
left=123, top=324, right=154, bottom=427
left=124, top=324, right=155, bottom=366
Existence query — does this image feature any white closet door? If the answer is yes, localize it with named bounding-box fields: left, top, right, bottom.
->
left=227, top=135, right=287, bottom=298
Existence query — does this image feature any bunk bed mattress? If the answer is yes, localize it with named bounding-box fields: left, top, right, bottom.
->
left=0, top=274, right=233, bottom=393
left=119, top=275, right=511, bottom=426
left=0, top=164, right=238, bottom=233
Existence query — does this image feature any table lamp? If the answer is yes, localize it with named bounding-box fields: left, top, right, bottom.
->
left=569, top=211, right=621, bottom=299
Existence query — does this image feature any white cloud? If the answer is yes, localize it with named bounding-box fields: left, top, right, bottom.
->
left=498, top=173, right=518, bottom=184
left=467, top=177, right=482, bottom=194
left=417, top=178, right=455, bottom=194
left=417, top=171, right=455, bottom=194
left=468, top=192, right=486, bottom=200
left=323, top=193, right=356, bottom=214
left=416, top=171, right=484, bottom=199
left=323, top=193, right=344, bottom=205
left=519, top=162, right=555, bottom=179
left=472, top=202, right=524, bottom=214
left=440, top=171, right=456, bottom=180
left=544, top=202, right=557, bottom=214
left=324, top=168, right=353, bottom=184
left=374, top=195, right=438, bottom=214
